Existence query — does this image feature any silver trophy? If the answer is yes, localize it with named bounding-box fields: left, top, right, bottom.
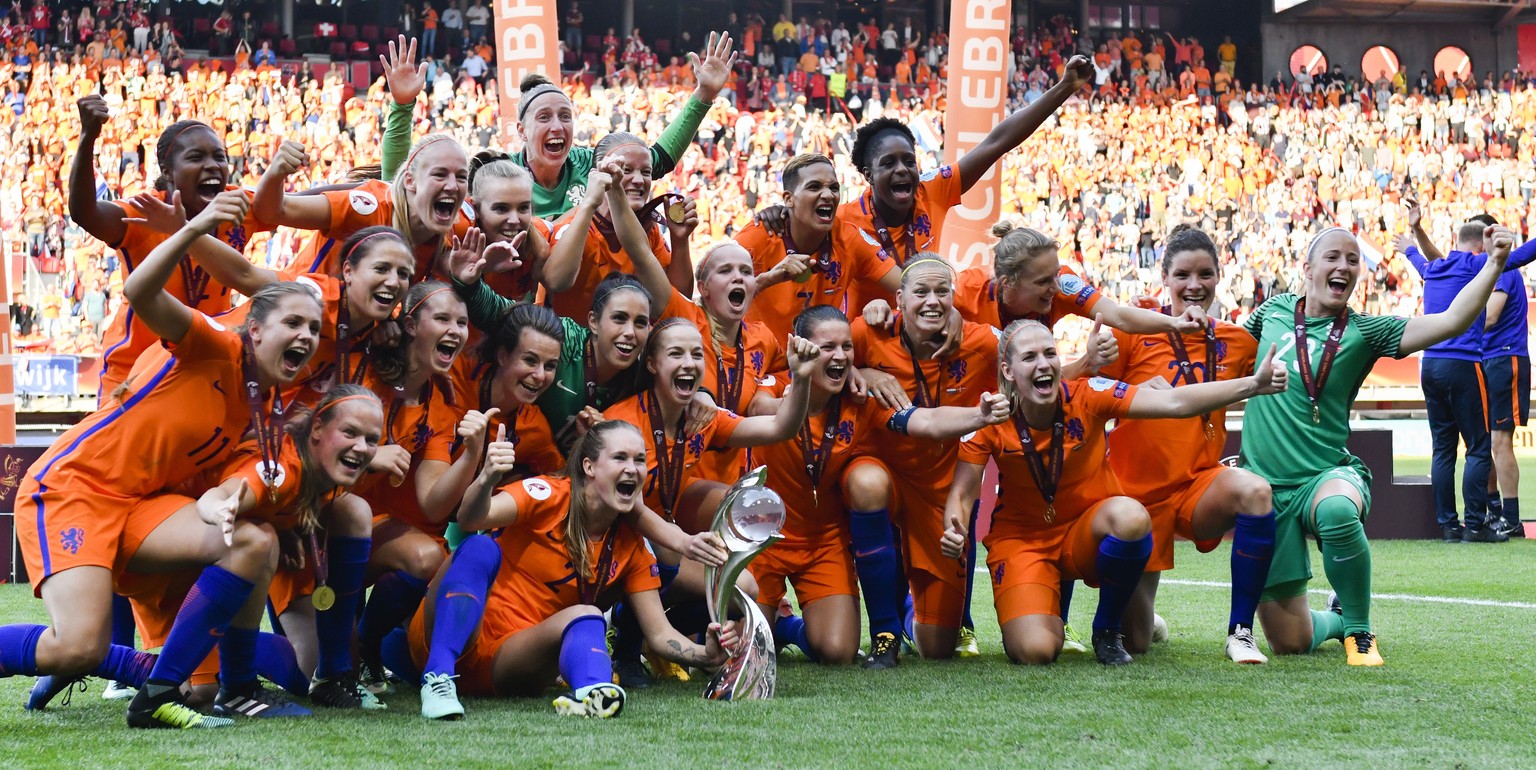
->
left=702, top=467, right=785, bottom=701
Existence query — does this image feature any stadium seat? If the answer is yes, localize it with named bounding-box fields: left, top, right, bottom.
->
left=279, top=38, right=297, bottom=57
left=192, top=18, right=211, bottom=37
left=339, top=24, right=358, bottom=42
left=361, top=25, right=380, bottom=42
left=261, top=21, right=280, bottom=39
left=330, top=41, right=348, bottom=60
left=584, top=34, right=600, bottom=53
left=655, top=39, right=672, bottom=57
left=383, top=26, right=399, bottom=41
left=353, top=40, right=373, bottom=56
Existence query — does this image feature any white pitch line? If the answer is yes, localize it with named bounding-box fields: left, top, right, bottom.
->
left=968, top=570, right=1536, bottom=609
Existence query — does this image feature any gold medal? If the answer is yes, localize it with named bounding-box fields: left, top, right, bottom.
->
left=1204, top=420, right=1216, bottom=442
left=1044, top=503, right=1055, bottom=524
left=311, top=585, right=336, bottom=611
left=666, top=201, right=687, bottom=224
left=812, top=488, right=819, bottom=509
left=793, top=266, right=813, bottom=284
left=1312, top=404, right=1320, bottom=424
left=390, top=473, right=405, bottom=488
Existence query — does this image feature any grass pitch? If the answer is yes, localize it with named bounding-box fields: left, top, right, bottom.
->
left=4, top=536, right=1536, bottom=768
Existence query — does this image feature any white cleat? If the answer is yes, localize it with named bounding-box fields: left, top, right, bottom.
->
left=1225, top=627, right=1268, bottom=664
left=553, top=683, right=626, bottom=718
left=1151, top=613, right=1169, bottom=643
left=102, top=681, right=137, bottom=701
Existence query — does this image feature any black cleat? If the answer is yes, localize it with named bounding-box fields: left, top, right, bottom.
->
left=861, top=632, right=900, bottom=670
left=1092, top=629, right=1133, bottom=666
left=611, top=658, right=652, bottom=690
left=1497, top=517, right=1526, bottom=539
left=1463, top=526, right=1509, bottom=543
left=309, top=673, right=386, bottom=710
left=126, top=686, right=233, bottom=729
left=1442, top=525, right=1465, bottom=543
left=213, top=683, right=312, bottom=718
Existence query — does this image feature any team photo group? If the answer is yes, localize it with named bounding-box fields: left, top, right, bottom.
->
left=0, top=4, right=1531, bottom=745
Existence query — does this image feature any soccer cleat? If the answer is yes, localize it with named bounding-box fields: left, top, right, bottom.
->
left=1497, top=517, right=1526, bottom=539
left=309, top=673, right=388, bottom=711
left=1326, top=591, right=1342, bottom=616
left=1092, top=629, right=1133, bottom=666
left=954, top=626, right=980, bottom=657
left=126, top=687, right=234, bottom=729
left=861, top=632, right=900, bottom=670
left=420, top=673, right=465, bottom=721
left=1345, top=632, right=1384, bottom=667
left=1151, top=614, right=1169, bottom=643
left=553, top=682, right=626, bottom=718
left=612, top=658, right=652, bottom=689
left=213, top=683, right=312, bottom=718
left=102, top=680, right=137, bottom=701
left=1060, top=623, right=1089, bottom=655
left=25, top=675, right=88, bottom=711
left=358, top=658, right=398, bottom=695
left=645, top=651, right=690, bottom=683
left=1224, top=627, right=1268, bottom=664
left=1442, top=525, right=1465, bottom=543
left=1463, top=526, right=1509, bottom=543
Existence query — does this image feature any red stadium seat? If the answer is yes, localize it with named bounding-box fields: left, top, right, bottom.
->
left=192, top=18, right=211, bottom=37
left=279, top=38, right=297, bottom=57
left=655, top=38, right=672, bottom=57
left=584, top=34, right=600, bottom=53
left=339, top=24, right=358, bottom=42
left=261, top=21, right=280, bottom=39
left=361, top=25, right=380, bottom=42
left=382, top=26, right=399, bottom=41
left=352, top=40, right=372, bottom=56
left=330, top=41, right=348, bottom=60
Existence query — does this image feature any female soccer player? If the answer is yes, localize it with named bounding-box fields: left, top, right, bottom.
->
left=1, top=193, right=324, bottom=728
left=748, top=305, right=1010, bottom=664
left=69, top=95, right=273, bottom=402
left=1245, top=226, right=1515, bottom=666
left=541, top=132, right=694, bottom=318
left=513, top=31, right=735, bottom=219
left=846, top=257, right=1002, bottom=666
left=254, top=132, right=471, bottom=280
left=406, top=420, right=735, bottom=719
left=452, top=302, right=567, bottom=485
left=1099, top=225, right=1276, bottom=663
left=462, top=152, right=547, bottom=304
left=737, top=153, right=899, bottom=342
left=351, top=281, right=497, bottom=688
left=942, top=319, right=1287, bottom=665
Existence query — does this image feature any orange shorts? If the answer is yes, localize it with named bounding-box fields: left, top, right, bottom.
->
left=15, top=478, right=185, bottom=597
left=748, top=537, right=856, bottom=610
left=406, top=603, right=511, bottom=698
left=373, top=513, right=450, bottom=549
left=986, top=500, right=1114, bottom=625
left=270, top=567, right=318, bottom=617
left=843, top=456, right=967, bottom=629
left=1145, top=466, right=1228, bottom=573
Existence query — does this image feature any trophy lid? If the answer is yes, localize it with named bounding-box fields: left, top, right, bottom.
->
left=722, top=486, right=785, bottom=548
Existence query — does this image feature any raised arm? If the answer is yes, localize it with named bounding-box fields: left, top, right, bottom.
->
left=725, top=336, right=817, bottom=446
left=123, top=191, right=250, bottom=345
left=648, top=32, right=736, bottom=176
left=69, top=95, right=127, bottom=245
left=900, top=393, right=1009, bottom=441
left=456, top=426, right=520, bottom=530
left=1124, top=344, right=1287, bottom=419
left=414, top=410, right=500, bottom=523
left=1400, top=225, right=1513, bottom=355
left=378, top=36, right=428, bottom=182
left=956, top=55, right=1092, bottom=194
left=252, top=140, right=332, bottom=229
left=603, top=160, right=673, bottom=305
left=1405, top=197, right=1444, bottom=263
left=542, top=169, right=611, bottom=293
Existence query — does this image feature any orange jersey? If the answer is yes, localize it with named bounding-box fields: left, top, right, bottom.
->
left=960, top=377, right=1139, bottom=531
left=480, top=217, right=552, bottom=305
left=1101, top=321, right=1257, bottom=501
left=99, top=188, right=272, bottom=400
left=216, top=273, right=372, bottom=409
left=754, top=381, right=896, bottom=543
left=479, top=476, right=661, bottom=636
left=355, top=375, right=459, bottom=536
left=199, top=435, right=340, bottom=532
left=545, top=209, right=672, bottom=320
left=602, top=394, right=743, bottom=518
left=953, top=265, right=1103, bottom=329
left=452, top=353, right=566, bottom=479
left=850, top=317, right=999, bottom=481
left=283, top=179, right=473, bottom=280
left=30, top=312, right=252, bottom=499
left=736, top=219, right=895, bottom=341
left=838, top=163, right=962, bottom=309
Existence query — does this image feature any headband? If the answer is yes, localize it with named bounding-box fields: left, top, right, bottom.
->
left=900, top=258, right=954, bottom=280
left=401, top=134, right=458, bottom=175
left=1305, top=226, right=1355, bottom=261
left=159, top=122, right=210, bottom=167
left=315, top=393, right=381, bottom=420
left=405, top=287, right=454, bottom=315
left=1000, top=319, right=1049, bottom=354
left=517, top=83, right=567, bottom=123
left=592, top=281, right=650, bottom=312
left=345, top=230, right=406, bottom=264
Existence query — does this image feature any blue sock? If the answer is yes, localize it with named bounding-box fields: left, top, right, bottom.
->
left=358, top=569, right=429, bottom=663
left=773, top=613, right=817, bottom=662
left=0, top=623, right=46, bottom=677
left=315, top=536, right=370, bottom=679
left=424, top=534, right=501, bottom=679
left=1505, top=498, right=1520, bottom=522
left=1059, top=580, right=1075, bottom=623
left=1229, top=511, right=1277, bottom=631
left=256, top=632, right=309, bottom=696
left=902, top=593, right=915, bottom=641
left=146, top=565, right=254, bottom=687
left=218, top=626, right=259, bottom=688
left=960, top=501, right=979, bottom=631
left=1093, top=534, right=1152, bottom=634
left=381, top=628, right=421, bottom=686
left=558, top=615, right=612, bottom=692
left=111, top=593, right=136, bottom=648
left=850, top=508, right=904, bottom=640
left=94, top=643, right=156, bottom=687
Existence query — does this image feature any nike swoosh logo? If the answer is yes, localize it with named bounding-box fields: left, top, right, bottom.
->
left=556, top=381, right=578, bottom=395
left=876, top=363, right=895, bottom=371
left=853, top=548, right=889, bottom=558
left=444, top=592, right=478, bottom=600
left=1234, top=549, right=1263, bottom=561
left=1142, top=340, right=1158, bottom=346
left=1331, top=553, right=1361, bottom=562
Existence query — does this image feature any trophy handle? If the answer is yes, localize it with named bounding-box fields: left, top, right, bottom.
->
left=702, top=585, right=777, bottom=701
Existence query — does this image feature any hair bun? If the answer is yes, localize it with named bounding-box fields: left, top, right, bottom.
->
left=990, top=220, right=1017, bottom=239
left=519, top=72, right=554, bottom=92
left=1168, top=222, right=1196, bottom=238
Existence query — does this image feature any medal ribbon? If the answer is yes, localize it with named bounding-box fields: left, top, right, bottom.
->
left=798, top=394, right=842, bottom=496
left=241, top=337, right=285, bottom=503
left=900, top=319, right=939, bottom=408
left=1011, top=402, right=1066, bottom=524
left=575, top=524, right=620, bottom=605
left=714, top=329, right=747, bottom=413
left=592, top=194, right=684, bottom=251
left=870, top=199, right=917, bottom=267
left=1163, top=304, right=1218, bottom=435
left=782, top=227, right=835, bottom=277
left=1292, top=297, right=1349, bottom=424
left=645, top=390, right=689, bottom=519
left=306, top=529, right=329, bottom=594
left=582, top=336, right=601, bottom=407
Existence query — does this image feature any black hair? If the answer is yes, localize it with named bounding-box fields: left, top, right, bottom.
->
left=793, top=304, right=849, bottom=339
left=475, top=302, right=566, bottom=371
left=1161, top=223, right=1220, bottom=275
left=153, top=121, right=219, bottom=191
left=338, top=225, right=411, bottom=273
left=850, top=117, right=916, bottom=177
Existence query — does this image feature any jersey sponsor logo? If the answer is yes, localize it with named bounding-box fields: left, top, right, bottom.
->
left=256, top=459, right=288, bottom=491
left=1113, top=381, right=1129, bottom=398
left=919, top=168, right=939, bottom=182
left=1219, top=455, right=1240, bottom=467
left=1074, top=286, right=1095, bottom=306
left=1087, top=377, right=1118, bottom=392
left=554, top=381, right=579, bottom=395
left=757, top=375, right=776, bottom=387
left=204, top=314, right=227, bottom=332
left=939, top=165, right=954, bottom=179
left=349, top=190, right=379, bottom=216
left=961, top=430, right=977, bottom=443
left=1058, top=273, right=1086, bottom=296
left=522, top=477, right=553, bottom=500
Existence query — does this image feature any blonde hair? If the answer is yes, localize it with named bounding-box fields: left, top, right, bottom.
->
left=391, top=134, right=463, bottom=266
left=694, top=241, right=752, bottom=350
left=563, top=420, right=644, bottom=584
left=990, top=220, right=1060, bottom=286
left=470, top=156, right=532, bottom=202
left=997, top=319, right=1052, bottom=414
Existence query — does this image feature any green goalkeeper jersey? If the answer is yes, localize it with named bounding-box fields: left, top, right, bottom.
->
left=1238, top=293, right=1409, bottom=488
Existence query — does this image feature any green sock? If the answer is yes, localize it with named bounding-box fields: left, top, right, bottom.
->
left=1313, top=495, right=1371, bottom=636
left=1309, top=609, right=1345, bottom=651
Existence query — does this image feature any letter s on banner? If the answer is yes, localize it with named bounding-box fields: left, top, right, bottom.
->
left=494, top=0, right=561, bottom=143
left=938, top=0, right=1012, bottom=273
